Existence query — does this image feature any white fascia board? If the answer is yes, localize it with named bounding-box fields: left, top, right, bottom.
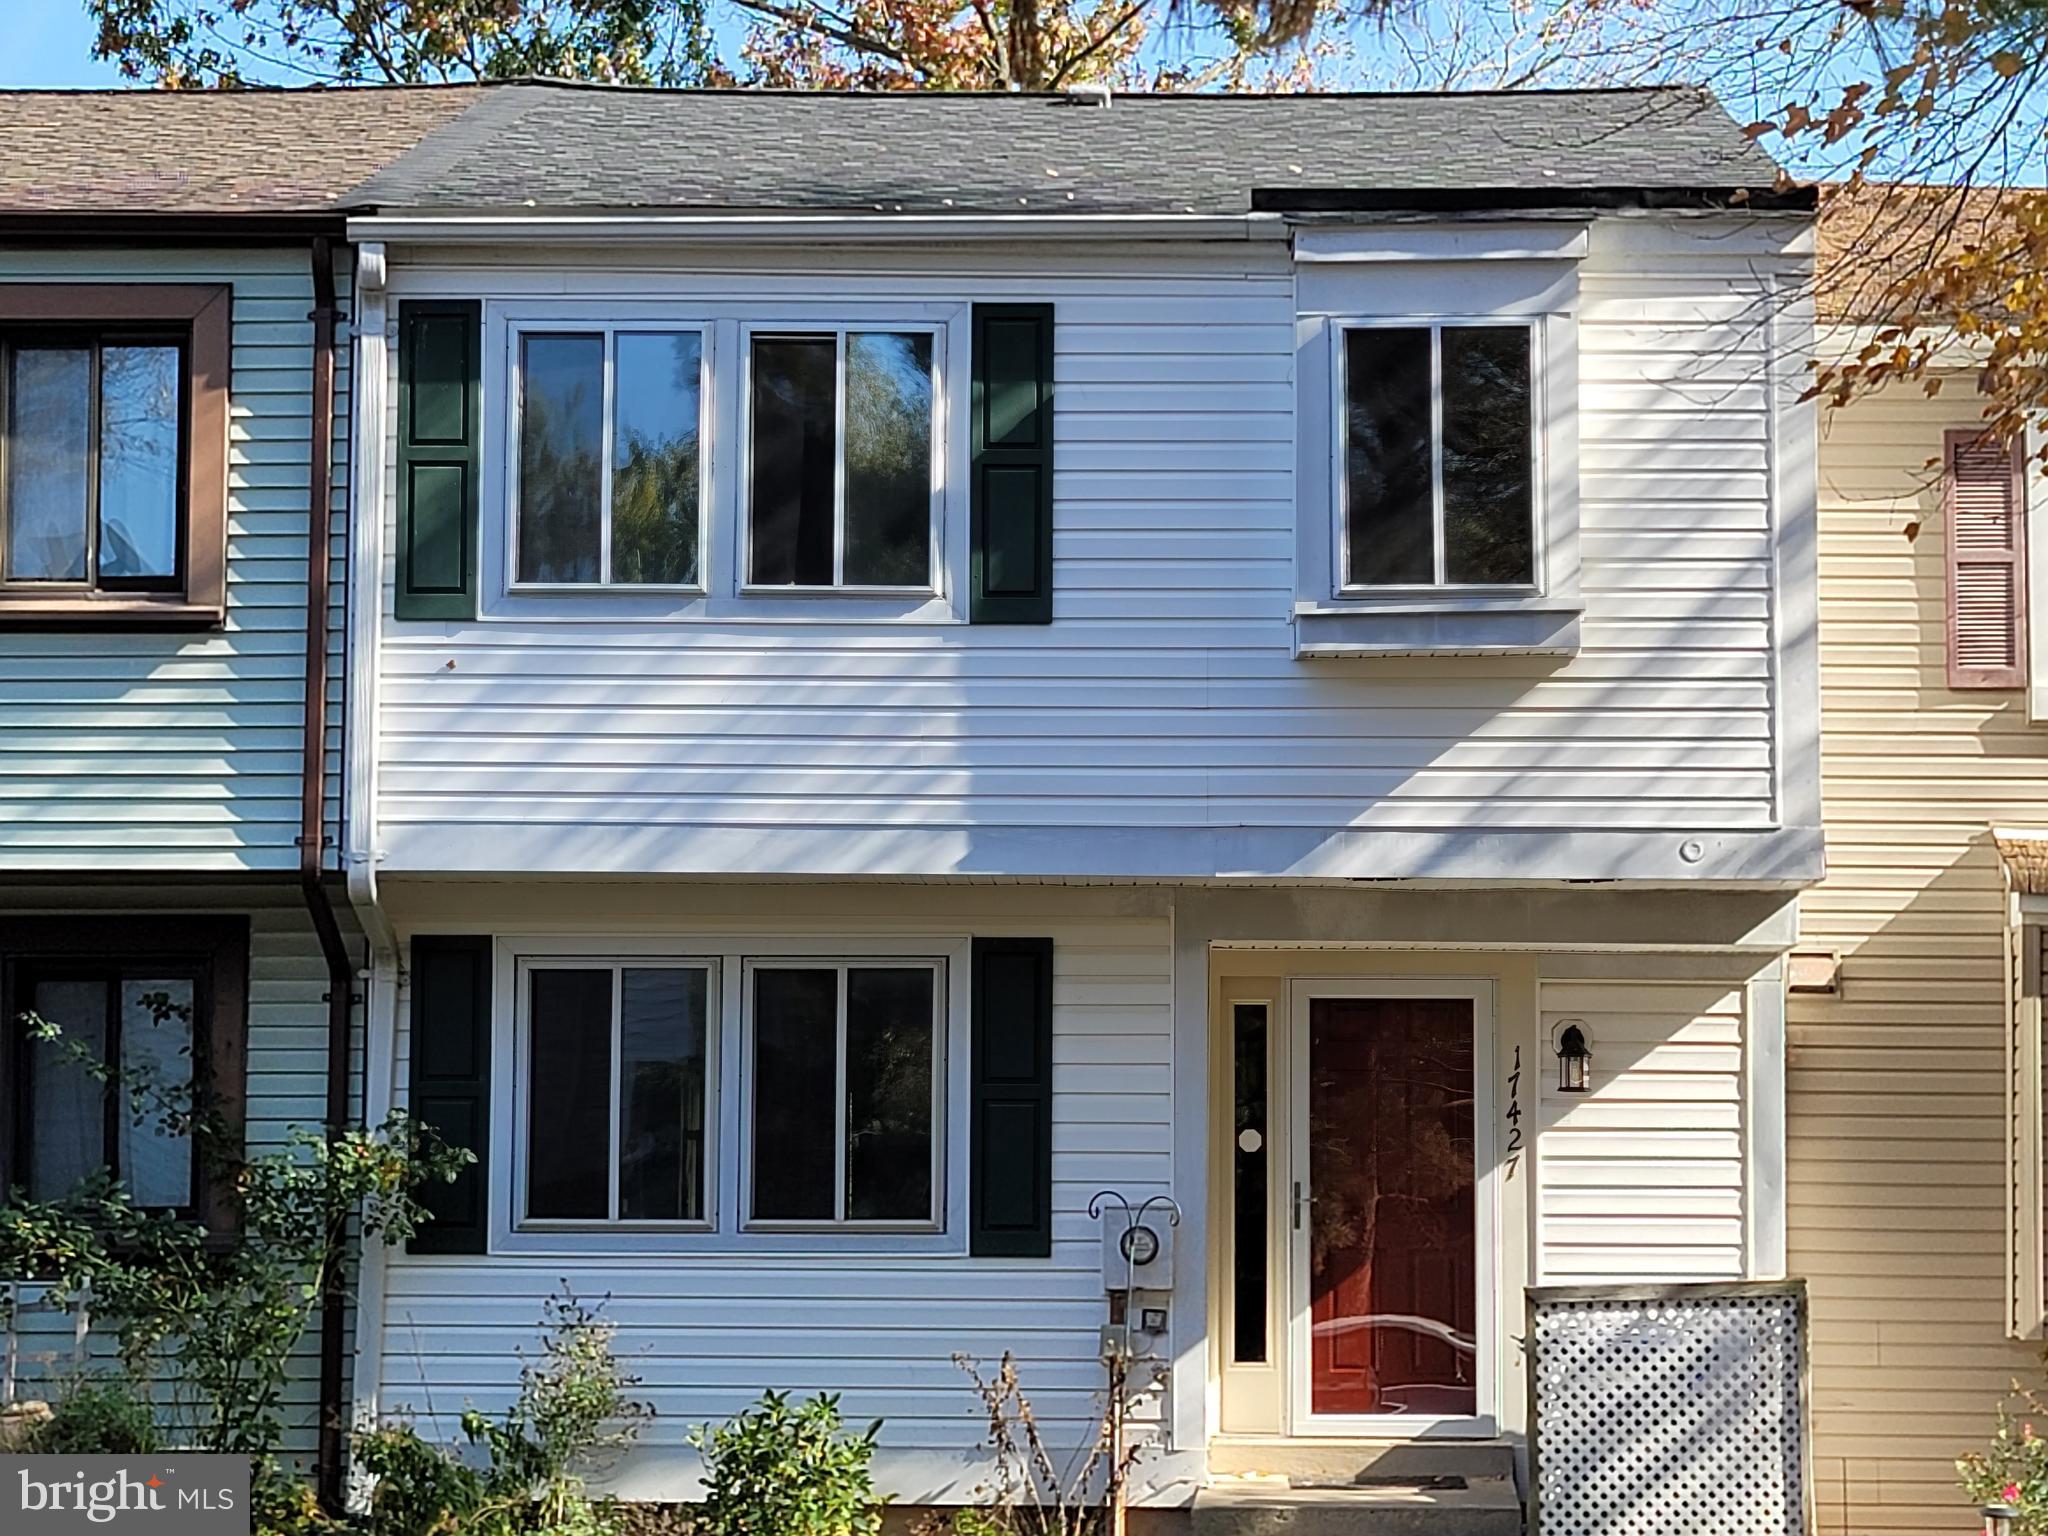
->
left=1293, top=222, right=1590, bottom=263
left=346, top=211, right=1289, bottom=244
left=376, top=823, right=1827, bottom=888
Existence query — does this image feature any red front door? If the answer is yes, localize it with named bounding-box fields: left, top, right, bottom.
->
left=1305, top=995, right=1478, bottom=1419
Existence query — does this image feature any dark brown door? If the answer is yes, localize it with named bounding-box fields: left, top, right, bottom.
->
left=1305, top=995, right=1477, bottom=1418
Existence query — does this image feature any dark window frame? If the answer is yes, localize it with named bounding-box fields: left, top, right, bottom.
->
left=1337, top=318, right=1540, bottom=593
left=0, top=285, right=230, bottom=628
left=0, top=915, right=247, bottom=1236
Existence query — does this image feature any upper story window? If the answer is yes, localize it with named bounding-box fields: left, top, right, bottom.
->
left=746, top=329, right=937, bottom=591
left=1341, top=322, right=1535, bottom=590
left=0, top=286, right=228, bottom=626
left=4, top=337, right=183, bottom=588
left=473, top=306, right=968, bottom=620
left=514, top=327, right=705, bottom=588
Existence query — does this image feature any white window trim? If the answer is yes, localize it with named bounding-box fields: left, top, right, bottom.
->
left=739, top=955, right=947, bottom=1233
left=1289, top=300, right=1582, bottom=658
left=476, top=300, right=971, bottom=625
left=1330, top=316, right=1546, bottom=600
left=485, top=934, right=971, bottom=1257
left=506, top=322, right=711, bottom=595
left=510, top=954, right=720, bottom=1233
left=738, top=322, right=946, bottom=599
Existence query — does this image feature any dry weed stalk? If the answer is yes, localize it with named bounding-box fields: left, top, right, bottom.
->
left=916, top=1351, right=1149, bottom=1536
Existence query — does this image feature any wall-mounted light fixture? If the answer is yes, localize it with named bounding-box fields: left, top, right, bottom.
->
left=1553, top=1019, right=1591, bottom=1095
left=1981, top=1503, right=2018, bottom=1536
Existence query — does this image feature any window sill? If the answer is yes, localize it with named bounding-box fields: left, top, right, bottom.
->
left=0, top=593, right=224, bottom=630
left=486, top=1225, right=966, bottom=1258
left=1293, top=596, right=1582, bottom=658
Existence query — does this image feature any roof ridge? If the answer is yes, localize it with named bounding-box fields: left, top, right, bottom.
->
left=0, top=78, right=1712, bottom=103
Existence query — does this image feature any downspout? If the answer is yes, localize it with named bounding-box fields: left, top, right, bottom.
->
left=340, top=243, right=399, bottom=1510
left=297, top=233, right=355, bottom=1512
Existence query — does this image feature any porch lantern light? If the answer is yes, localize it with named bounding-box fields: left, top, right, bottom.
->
left=1554, top=1021, right=1591, bottom=1095
left=1982, top=1504, right=2019, bottom=1536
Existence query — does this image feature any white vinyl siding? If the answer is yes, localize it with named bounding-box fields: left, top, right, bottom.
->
left=1536, top=977, right=1750, bottom=1281
left=377, top=907, right=1171, bottom=1499
left=371, top=222, right=1800, bottom=878
left=0, top=248, right=347, bottom=874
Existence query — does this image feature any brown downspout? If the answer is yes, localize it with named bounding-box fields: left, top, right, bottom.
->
left=298, top=233, right=355, bottom=1512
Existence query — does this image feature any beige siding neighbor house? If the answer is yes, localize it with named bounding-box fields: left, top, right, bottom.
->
left=1799, top=192, right=2048, bottom=1534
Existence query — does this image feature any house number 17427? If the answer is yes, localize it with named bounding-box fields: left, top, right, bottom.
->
left=1504, top=1045, right=1524, bottom=1174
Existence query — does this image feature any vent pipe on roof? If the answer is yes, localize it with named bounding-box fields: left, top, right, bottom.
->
left=1064, top=82, right=1111, bottom=107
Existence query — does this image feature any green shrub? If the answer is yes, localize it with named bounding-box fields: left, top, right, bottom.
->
left=29, top=1381, right=161, bottom=1455
left=1, top=998, right=472, bottom=1460
left=359, top=1289, right=649, bottom=1536
left=251, top=1458, right=353, bottom=1536
left=691, top=1391, right=883, bottom=1536
left=1960, top=1403, right=2048, bottom=1531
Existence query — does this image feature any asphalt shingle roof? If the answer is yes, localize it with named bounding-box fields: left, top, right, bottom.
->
left=0, top=86, right=482, bottom=214
left=356, top=81, right=1787, bottom=216
left=0, top=79, right=1790, bottom=221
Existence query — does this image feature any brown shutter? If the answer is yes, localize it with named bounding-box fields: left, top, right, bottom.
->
left=1947, top=430, right=2029, bottom=689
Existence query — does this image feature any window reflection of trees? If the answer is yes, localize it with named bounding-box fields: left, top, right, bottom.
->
left=844, top=332, right=933, bottom=587
left=613, top=333, right=701, bottom=586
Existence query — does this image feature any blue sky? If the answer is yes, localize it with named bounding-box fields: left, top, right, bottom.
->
left=3, top=2, right=126, bottom=87
left=0, top=0, right=2019, bottom=186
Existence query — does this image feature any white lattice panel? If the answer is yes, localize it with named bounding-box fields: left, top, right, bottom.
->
left=1531, top=1288, right=1808, bottom=1536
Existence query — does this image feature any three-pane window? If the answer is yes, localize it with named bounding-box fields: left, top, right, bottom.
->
left=748, top=330, right=936, bottom=590
left=515, top=329, right=705, bottom=587
left=522, top=962, right=712, bottom=1223
left=1342, top=323, right=1535, bottom=589
left=748, top=961, right=940, bottom=1226
left=0, top=335, right=184, bottom=591
left=14, top=967, right=198, bottom=1209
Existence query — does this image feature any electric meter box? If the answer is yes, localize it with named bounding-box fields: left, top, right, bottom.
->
left=1101, top=1213, right=1174, bottom=1289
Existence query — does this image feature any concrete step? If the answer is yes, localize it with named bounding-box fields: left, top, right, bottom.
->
left=1193, top=1474, right=1523, bottom=1536
left=1207, top=1439, right=1518, bottom=1484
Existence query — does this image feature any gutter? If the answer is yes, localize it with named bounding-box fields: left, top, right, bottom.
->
left=296, top=233, right=355, bottom=1513
left=0, top=212, right=348, bottom=244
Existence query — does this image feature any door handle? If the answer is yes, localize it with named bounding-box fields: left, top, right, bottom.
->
left=1293, top=1180, right=1317, bottom=1230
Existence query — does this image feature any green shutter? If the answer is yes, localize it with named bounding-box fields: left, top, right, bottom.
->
left=970, top=304, right=1055, bottom=624
left=970, top=937, right=1055, bottom=1257
left=396, top=300, right=481, bottom=620
left=406, top=935, right=492, bottom=1254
